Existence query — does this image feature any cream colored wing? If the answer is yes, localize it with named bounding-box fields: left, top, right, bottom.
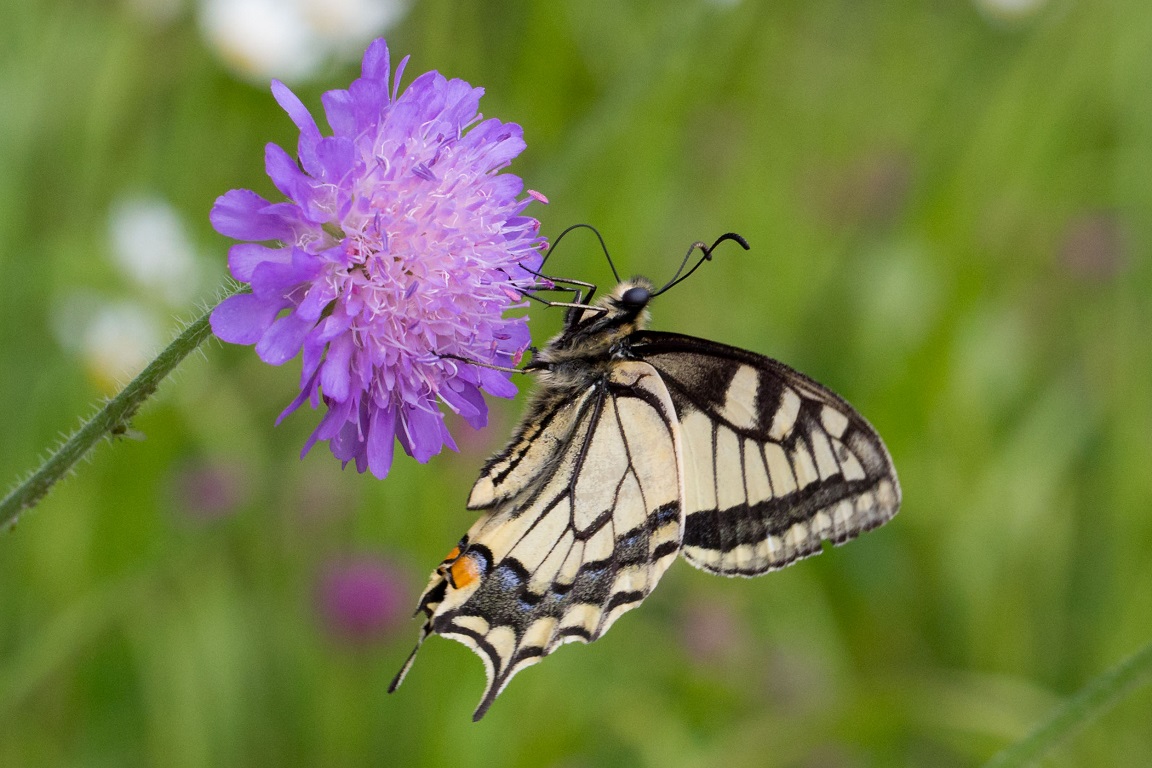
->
left=389, top=361, right=684, bottom=721
left=628, top=331, right=900, bottom=577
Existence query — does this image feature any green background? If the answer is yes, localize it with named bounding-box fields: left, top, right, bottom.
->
left=3, top=1, right=1151, bottom=765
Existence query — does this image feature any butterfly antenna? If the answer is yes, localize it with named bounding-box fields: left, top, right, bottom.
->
left=542, top=223, right=622, bottom=282
left=653, top=232, right=750, bottom=296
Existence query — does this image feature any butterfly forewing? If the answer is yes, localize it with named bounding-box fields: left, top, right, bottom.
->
left=628, top=331, right=900, bottom=576
left=393, top=361, right=684, bottom=720
left=465, top=385, right=596, bottom=511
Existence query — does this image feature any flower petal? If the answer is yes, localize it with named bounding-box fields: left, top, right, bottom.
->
left=320, top=334, right=355, bottom=402
left=360, top=38, right=391, bottom=84
left=265, top=143, right=311, bottom=207
left=248, top=247, right=320, bottom=301
left=256, top=311, right=314, bottom=365
left=398, top=403, right=447, bottom=463
left=228, top=242, right=289, bottom=282
left=271, top=80, right=323, bottom=176
left=479, top=367, right=518, bottom=399
left=210, top=189, right=299, bottom=241
left=440, top=378, right=488, bottom=428
left=330, top=419, right=361, bottom=463
left=278, top=366, right=320, bottom=426
left=366, top=403, right=397, bottom=479
left=210, top=293, right=286, bottom=344
left=321, top=89, right=356, bottom=137
left=297, top=278, right=338, bottom=322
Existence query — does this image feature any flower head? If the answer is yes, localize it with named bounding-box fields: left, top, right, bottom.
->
left=211, top=38, right=547, bottom=478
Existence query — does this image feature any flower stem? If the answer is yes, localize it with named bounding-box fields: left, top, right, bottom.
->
left=1, top=292, right=237, bottom=532
left=983, top=638, right=1152, bottom=767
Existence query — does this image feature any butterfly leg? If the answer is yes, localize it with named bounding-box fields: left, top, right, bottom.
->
left=438, top=353, right=529, bottom=374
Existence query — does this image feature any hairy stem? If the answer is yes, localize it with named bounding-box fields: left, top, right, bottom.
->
left=1, top=293, right=237, bottom=532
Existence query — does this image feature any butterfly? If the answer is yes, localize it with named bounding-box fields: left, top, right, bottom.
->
left=389, top=231, right=901, bottom=720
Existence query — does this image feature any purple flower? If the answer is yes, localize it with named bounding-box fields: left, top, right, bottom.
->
left=210, top=38, right=547, bottom=478
left=316, top=555, right=409, bottom=645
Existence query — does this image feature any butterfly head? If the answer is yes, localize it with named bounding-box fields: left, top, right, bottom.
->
left=619, top=283, right=652, bottom=311
left=531, top=277, right=655, bottom=368
left=582, top=276, right=657, bottom=334
left=608, top=276, right=654, bottom=314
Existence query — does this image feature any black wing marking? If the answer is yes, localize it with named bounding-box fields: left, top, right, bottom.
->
left=389, top=361, right=684, bottom=720
left=628, top=331, right=900, bottom=577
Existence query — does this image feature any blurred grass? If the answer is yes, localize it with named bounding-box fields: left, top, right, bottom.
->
left=3, top=0, right=1152, bottom=765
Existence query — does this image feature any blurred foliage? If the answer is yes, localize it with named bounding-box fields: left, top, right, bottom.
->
left=3, top=0, right=1152, bottom=765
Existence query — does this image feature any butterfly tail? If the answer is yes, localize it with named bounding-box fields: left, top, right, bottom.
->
left=467, top=641, right=539, bottom=722
left=388, top=619, right=434, bottom=693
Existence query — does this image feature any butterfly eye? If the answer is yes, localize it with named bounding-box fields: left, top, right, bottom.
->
left=620, top=286, right=651, bottom=308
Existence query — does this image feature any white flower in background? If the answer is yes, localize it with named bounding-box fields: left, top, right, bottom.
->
left=109, top=196, right=202, bottom=306
left=53, top=295, right=162, bottom=393
left=199, top=0, right=410, bottom=83
left=973, top=0, right=1049, bottom=23
left=83, top=302, right=162, bottom=387
left=52, top=196, right=201, bottom=393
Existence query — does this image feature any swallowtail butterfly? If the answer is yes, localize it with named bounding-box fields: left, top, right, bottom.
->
left=389, top=231, right=901, bottom=720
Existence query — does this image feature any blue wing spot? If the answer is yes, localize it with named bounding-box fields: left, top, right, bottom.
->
left=491, top=563, right=526, bottom=592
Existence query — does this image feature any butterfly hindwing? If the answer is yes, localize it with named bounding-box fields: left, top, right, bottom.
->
left=391, top=360, right=684, bottom=720
left=627, top=331, right=901, bottom=576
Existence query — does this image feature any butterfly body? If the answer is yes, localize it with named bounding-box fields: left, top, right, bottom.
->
left=390, top=271, right=900, bottom=720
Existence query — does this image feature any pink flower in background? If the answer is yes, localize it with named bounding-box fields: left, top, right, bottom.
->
left=210, top=38, right=547, bottom=478
left=316, top=555, right=409, bottom=644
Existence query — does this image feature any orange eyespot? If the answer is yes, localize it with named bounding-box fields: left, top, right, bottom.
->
left=448, top=553, right=482, bottom=589
left=442, top=546, right=461, bottom=563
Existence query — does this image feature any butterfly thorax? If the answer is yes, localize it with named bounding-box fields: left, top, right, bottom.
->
left=528, top=277, right=654, bottom=376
